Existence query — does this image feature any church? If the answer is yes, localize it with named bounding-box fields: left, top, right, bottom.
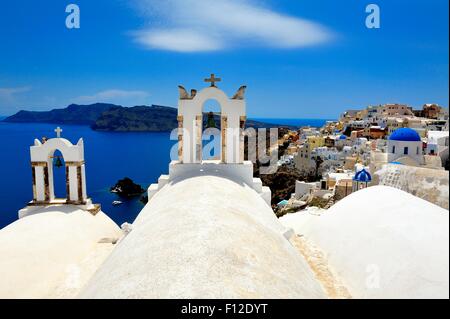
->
left=387, top=127, right=426, bottom=165
left=0, top=77, right=448, bottom=299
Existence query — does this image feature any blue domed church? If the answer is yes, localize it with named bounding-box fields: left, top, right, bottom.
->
left=352, top=168, right=372, bottom=192
left=387, top=128, right=424, bottom=166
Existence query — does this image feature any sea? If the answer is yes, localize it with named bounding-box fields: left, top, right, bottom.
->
left=0, top=118, right=328, bottom=229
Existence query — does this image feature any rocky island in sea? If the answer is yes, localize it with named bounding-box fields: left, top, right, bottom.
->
left=110, top=177, right=145, bottom=197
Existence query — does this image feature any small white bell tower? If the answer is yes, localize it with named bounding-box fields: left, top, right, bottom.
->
left=19, top=128, right=99, bottom=218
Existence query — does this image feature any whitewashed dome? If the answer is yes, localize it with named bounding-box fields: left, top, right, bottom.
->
left=280, top=186, right=449, bottom=299
left=0, top=206, right=121, bottom=298
left=80, top=175, right=326, bottom=299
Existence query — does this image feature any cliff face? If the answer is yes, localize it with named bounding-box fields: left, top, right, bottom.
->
left=3, top=103, right=180, bottom=131
left=3, top=103, right=117, bottom=125
left=92, top=105, right=178, bottom=132
left=92, top=108, right=288, bottom=132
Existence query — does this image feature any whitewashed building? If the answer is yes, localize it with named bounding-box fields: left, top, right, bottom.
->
left=387, top=127, right=424, bottom=165
left=426, top=130, right=449, bottom=164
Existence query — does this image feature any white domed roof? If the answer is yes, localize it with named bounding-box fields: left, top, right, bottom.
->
left=0, top=206, right=121, bottom=298
left=280, top=186, right=449, bottom=299
left=80, top=175, right=326, bottom=299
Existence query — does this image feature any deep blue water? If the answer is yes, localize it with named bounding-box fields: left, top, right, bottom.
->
left=0, top=118, right=328, bottom=229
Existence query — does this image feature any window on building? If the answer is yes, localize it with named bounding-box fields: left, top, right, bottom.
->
left=416, top=147, right=419, bottom=155
left=392, top=146, right=396, bottom=153
left=404, top=147, right=409, bottom=155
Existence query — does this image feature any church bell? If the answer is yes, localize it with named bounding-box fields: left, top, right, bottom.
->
left=53, top=156, right=63, bottom=168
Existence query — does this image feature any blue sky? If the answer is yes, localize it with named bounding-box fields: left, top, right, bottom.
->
left=0, top=0, right=448, bottom=118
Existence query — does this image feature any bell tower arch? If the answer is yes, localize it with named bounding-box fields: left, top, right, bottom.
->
left=177, top=74, right=246, bottom=164
left=20, top=127, right=99, bottom=218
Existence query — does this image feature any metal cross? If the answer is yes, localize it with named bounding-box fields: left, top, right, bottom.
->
left=204, top=74, right=221, bottom=87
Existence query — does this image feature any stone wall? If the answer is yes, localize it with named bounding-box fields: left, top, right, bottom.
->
left=375, top=164, right=449, bottom=210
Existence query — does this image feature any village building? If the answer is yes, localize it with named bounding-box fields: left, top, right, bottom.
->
left=324, top=136, right=336, bottom=147
left=335, top=134, right=351, bottom=148
left=425, top=118, right=449, bottom=131
left=343, top=120, right=367, bottom=135
left=380, top=103, right=414, bottom=117
left=352, top=168, right=372, bottom=192
left=387, top=127, right=424, bottom=165
left=333, top=178, right=353, bottom=201
left=370, top=127, right=443, bottom=171
left=425, top=130, right=449, bottom=166
left=363, top=125, right=388, bottom=139
left=413, top=103, right=443, bottom=119
left=294, top=181, right=319, bottom=200
left=339, top=109, right=360, bottom=124
left=362, top=105, right=384, bottom=125
left=321, top=171, right=354, bottom=191
left=294, top=136, right=326, bottom=174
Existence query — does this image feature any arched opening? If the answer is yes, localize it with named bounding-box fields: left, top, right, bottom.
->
left=202, top=99, right=222, bottom=161
left=50, top=149, right=67, bottom=200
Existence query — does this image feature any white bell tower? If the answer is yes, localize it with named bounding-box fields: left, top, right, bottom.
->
left=19, top=128, right=99, bottom=218
left=147, top=75, right=272, bottom=205
left=177, top=74, right=247, bottom=164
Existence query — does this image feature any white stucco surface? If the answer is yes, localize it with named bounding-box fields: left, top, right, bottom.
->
left=387, top=139, right=423, bottom=164
left=0, top=206, right=121, bottom=298
left=280, top=186, right=449, bottom=299
left=80, top=175, right=326, bottom=299
left=148, top=160, right=271, bottom=205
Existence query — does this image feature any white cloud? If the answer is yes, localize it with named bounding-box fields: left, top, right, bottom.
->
left=0, top=86, right=31, bottom=102
left=73, top=89, right=150, bottom=106
left=0, top=87, right=31, bottom=113
left=131, top=0, right=333, bottom=52
left=133, top=29, right=223, bottom=53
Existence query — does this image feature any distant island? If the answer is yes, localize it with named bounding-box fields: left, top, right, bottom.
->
left=110, top=177, right=145, bottom=197
left=4, top=103, right=114, bottom=125
left=3, top=103, right=293, bottom=132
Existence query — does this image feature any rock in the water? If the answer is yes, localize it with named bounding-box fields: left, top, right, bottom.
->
left=110, top=177, right=144, bottom=197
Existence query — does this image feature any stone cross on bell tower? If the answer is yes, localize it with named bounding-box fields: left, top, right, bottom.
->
left=204, top=74, right=221, bottom=87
